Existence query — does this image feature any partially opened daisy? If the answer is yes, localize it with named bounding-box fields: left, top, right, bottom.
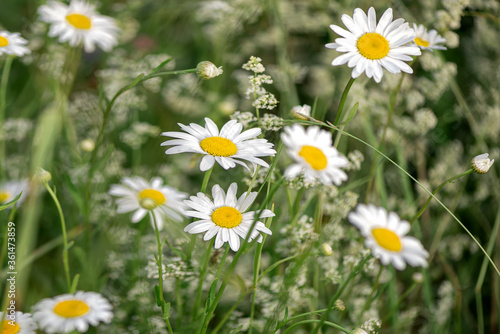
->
left=161, top=118, right=276, bottom=172
left=413, top=24, right=447, bottom=51
left=281, top=124, right=349, bottom=185
left=183, top=183, right=274, bottom=251
left=0, top=31, right=30, bottom=57
left=32, top=291, right=113, bottom=333
left=348, top=204, right=429, bottom=270
left=326, top=7, right=421, bottom=83
left=0, top=311, right=37, bottom=333
left=38, top=0, right=119, bottom=53
left=109, top=176, right=187, bottom=230
left=0, top=180, right=29, bottom=207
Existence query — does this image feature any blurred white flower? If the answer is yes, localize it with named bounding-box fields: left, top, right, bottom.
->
left=348, top=204, right=429, bottom=270
left=33, top=291, right=113, bottom=333
left=413, top=24, right=447, bottom=51
left=0, top=31, right=30, bottom=56
left=38, top=0, right=119, bottom=52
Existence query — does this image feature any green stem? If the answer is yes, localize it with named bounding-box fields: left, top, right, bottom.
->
left=212, top=292, right=249, bottom=334
left=365, top=72, right=406, bottom=201
left=151, top=212, right=165, bottom=304
left=192, top=239, right=215, bottom=321
left=410, top=169, right=473, bottom=224
left=474, top=207, right=500, bottom=334
left=199, top=178, right=283, bottom=334
left=333, top=77, right=355, bottom=126
left=360, top=265, right=383, bottom=318
left=175, top=278, right=183, bottom=328
left=249, top=211, right=273, bottom=334
left=0, top=56, right=14, bottom=182
left=44, top=182, right=71, bottom=292
left=312, top=254, right=371, bottom=334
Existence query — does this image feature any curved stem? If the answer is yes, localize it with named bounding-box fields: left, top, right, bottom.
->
left=44, top=182, right=71, bottom=292
left=303, top=118, right=500, bottom=276
left=333, top=77, right=355, bottom=126
left=410, top=169, right=473, bottom=224
left=0, top=56, right=14, bottom=182
left=360, top=265, right=383, bottom=319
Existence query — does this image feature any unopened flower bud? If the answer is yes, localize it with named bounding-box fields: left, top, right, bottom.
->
left=334, top=299, right=345, bottom=311
left=321, top=243, right=333, bottom=256
left=196, top=61, right=223, bottom=79
left=34, top=167, right=52, bottom=184
left=291, top=104, right=311, bottom=120
left=412, top=272, right=424, bottom=284
left=81, top=139, right=95, bottom=152
left=472, top=153, right=494, bottom=174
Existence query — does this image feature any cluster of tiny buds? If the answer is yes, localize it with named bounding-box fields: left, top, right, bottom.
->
left=242, top=56, right=265, bottom=73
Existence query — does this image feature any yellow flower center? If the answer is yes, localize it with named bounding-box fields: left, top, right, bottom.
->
left=357, top=33, right=390, bottom=60
left=199, top=137, right=237, bottom=157
left=414, top=37, right=429, bottom=47
left=66, top=13, right=92, bottom=30
left=138, top=189, right=166, bottom=210
left=299, top=145, right=327, bottom=170
left=1, top=320, right=20, bottom=334
left=0, top=191, right=10, bottom=203
left=0, top=36, right=9, bottom=47
left=371, top=228, right=402, bottom=252
left=212, top=206, right=242, bottom=228
left=53, top=299, right=90, bottom=318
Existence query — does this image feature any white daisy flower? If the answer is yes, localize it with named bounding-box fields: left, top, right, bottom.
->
left=32, top=291, right=113, bottom=333
left=281, top=124, right=349, bottom=185
left=38, top=0, right=119, bottom=53
left=412, top=24, right=447, bottom=51
left=109, top=176, right=187, bottom=230
left=0, top=311, right=37, bottom=333
left=472, top=153, right=494, bottom=174
left=0, top=31, right=30, bottom=57
left=183, top=183, right=274, bottom=251
left=348, top=204, right=429, bottom=270
left=161, top=118, right=276, bottom=172
left=326, top=7, right=421, bottom=83
left=0, top=180, right=29, bottom=207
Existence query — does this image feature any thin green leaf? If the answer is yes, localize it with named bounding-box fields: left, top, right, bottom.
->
left=69, top=274, right=80, bottom=294
left=338, top=102, right=358, bottom=126
left=0, top=191, right=22, bottom=212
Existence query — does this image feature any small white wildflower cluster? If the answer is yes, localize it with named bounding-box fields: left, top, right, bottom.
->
left=259, top=113, right=284, bottom=131
left=1, top=118, right=33, bottom=142
left=346, top=150, right=364, bottom=171
left=276, top=215, right=319, bottom=255
left=360, top=317, right=382, bottom=334
left=120, top=122, right=161, bottom=150
left=230, top=111, right=257, bottom=128
left=242, top=56, right=279, bottom=110
left=284, top=174, right=322, bottom=190
left=242, top=56, right=265, bottom=73
left=323, top=190, right=359, bottom=217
